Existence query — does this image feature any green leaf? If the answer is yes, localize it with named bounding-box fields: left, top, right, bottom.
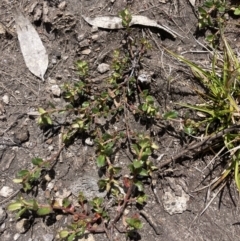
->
left=17, top=170, right=30, bottom=178
left=133, top=160, right=143, bottom=169
left=59, top=230, right=69, bottom=239
left=151, top=142, right=159, bottom=150
left=45, top=115, right=53, bottom=125
left=141, top=103, right=148, bottom=112
left=23, top=182, right=32, bottom=192
left=36, top=207, right=52, bottom=216
left=67, top=233, right=76, bottom=241
left=96, top=155, right=106, bottom=167
left=78, top=192, right=87, bottom=203
left=16, top=207, right=27, bottom=218
left=98, top=179, right=107, bottom=190
left=134, top=180, right=144, bottom=192
left=38, top=107, right=46, bottom=114
left=132, top=144, right=140, bottom=155
left=13, top=178, right=23, bottom=183
left=234, top=8, right=240, bottom=15
left=163, top=110, right=178, bottom=119
left=32, top=158, right=43, bottom=166
left=138, top=138, right=150, bottom=149
left=21, top=199, right=38, bottom=209
left=126, top=217, right=143, bottom=229
left=32, top=169, right=41, bottom=180
left=139, top=168, right=148, bottom=177
left=7, top=202, right=23, bottom=211
left=82, top=101, right=90, bottom=108
left=63, top=198, right=71, bottom=208
left=136, top=194, right=147, bottom=205
left=104, top=142, right=114, bottom=156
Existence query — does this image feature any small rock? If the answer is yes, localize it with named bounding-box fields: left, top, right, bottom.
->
left=97, top=63, right=110, bottom=74
left=58, top=1, right=67, bottom=11
left=44, top=174, right=52, bottom=182
left=1, top=222, right=6, bottom=230
left=33, top=6, right=42, bottom=22
left=137, top=70, right=152, bottom=84
left=81, top=49, right=91, bottom=55
left=51, top=58, right=57, bottom=64
left=0, top=186, right=14, bottom=198
left=62, top=55, right=69, bottom=61
left=51, top=85, right=61, bottom=97
left=2, top=94, right=9, bottom=104
left=91, top=26, right=98, bottom=33
left=162, top=187, right=189, bottom=215
left=79, top=39, right=89, bottom=47
left=56, top=74, right=62, bottom=80
left=91, top=34, right=98, bottom=41
left=0, top=206, right=7, bottom=225
left=42, top=233, right=54, bottom=241
left=85, top=137, right=94, bottom=146
left=13, top=233, right=20, bottom=240
left=0, top=22, right=6, bottom=36
left=0, top=102, right=5, bottom=114
left=77, top=34, right=85, bottom=41
left=15, top=218, right=30, bottom=234
left=56, top=214, right=63, bottom=221
left=13, top=127, right=29, bottom=144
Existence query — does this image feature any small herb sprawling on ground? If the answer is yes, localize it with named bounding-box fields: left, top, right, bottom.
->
left=7, top=4, right=240, bottom=241
left=8, top=9, right=175, bottom=240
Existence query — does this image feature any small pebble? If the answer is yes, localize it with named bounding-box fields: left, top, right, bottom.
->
left=79, top=39, right=89, bottom=47
left=13, top=127, right=29, bottom=144
left=56, top=214, right=63, bottom=221
left=91, top=26, right=98, bottom=33
left=91, top=34, right=98, bottom=41
left=77, top=34, right=84, bottom=41
left=85, top=137, right=94, bottom=146
left=16, top=218, right=30, bottom=233
left=48, top=145, right=54, bottom=151
left=56, top=74, right=62, bottom=80
left=97, top=63, right=110, bottom=74
left=2, top=94, right=9, bottom=104
left=51, top=58, right=57, bottom=64
left=62, top=55, right=69, bottom=61
left=42, top=233, right=54, bottom=241
left=58, top=1, right=66, bottom=10
left=137, top=71, right=151, bottom=83
left=81, top=49, right=91, bottom=55
left=0, top=186, right=14, bottom=198
left=51, top=85, right=61, bottom=97
left=13, top=233, right=20, bottom=240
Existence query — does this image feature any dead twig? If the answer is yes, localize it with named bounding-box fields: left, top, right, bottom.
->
left=139, top=210, right=162, bottom=235
left=158, top=125, right=240, bottom=169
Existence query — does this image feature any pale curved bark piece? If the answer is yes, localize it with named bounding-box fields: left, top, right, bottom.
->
left=82, top=15, right=180, bottom=38
left=15, top=9, right=48, bottom=80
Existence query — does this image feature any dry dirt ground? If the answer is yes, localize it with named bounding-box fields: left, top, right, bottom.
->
left=1, top=0, right=240, bottom=241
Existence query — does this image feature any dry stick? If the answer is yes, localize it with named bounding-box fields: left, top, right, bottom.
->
left=158, top=125, right=240, bottom=169
left=110, top=183, right=134, bottom=232
left=139, top=210, right=162, bottom=235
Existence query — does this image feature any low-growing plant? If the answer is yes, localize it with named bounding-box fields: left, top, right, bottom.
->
left=198, top=0, right=240, bottom=46
left=8, top=8, right=176, bottom=240
left=166, top=28, right=240, bottom=192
